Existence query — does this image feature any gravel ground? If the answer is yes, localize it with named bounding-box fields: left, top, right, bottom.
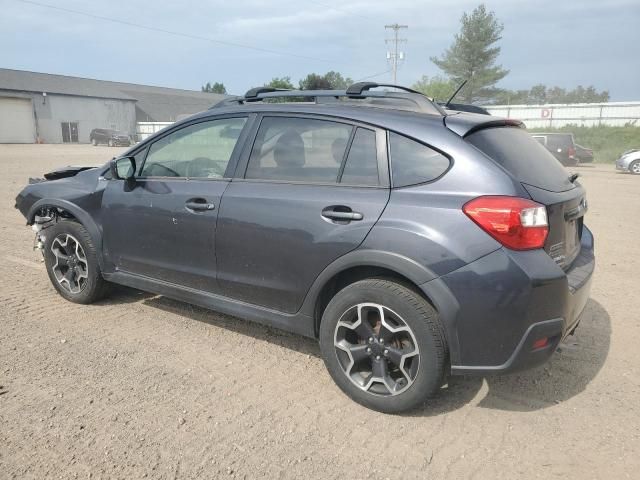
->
left=0, top=144, right=639, bottom=479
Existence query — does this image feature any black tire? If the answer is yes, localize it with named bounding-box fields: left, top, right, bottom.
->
left=319, top=279, right=447, bottom=413
left=630, top=160, right=640, bottom=175
left=42, top=220, right=110, bottom=304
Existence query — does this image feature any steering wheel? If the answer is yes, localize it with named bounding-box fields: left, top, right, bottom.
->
left=187, top=157, right=226, bottom=178
left=146, top=163, right=180, bottom=177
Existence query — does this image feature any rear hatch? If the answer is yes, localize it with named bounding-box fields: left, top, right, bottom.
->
left=463, top=125, right=586, bottom=270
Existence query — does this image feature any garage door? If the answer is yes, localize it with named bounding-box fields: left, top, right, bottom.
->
left=0, top=97, right=35, bottom=143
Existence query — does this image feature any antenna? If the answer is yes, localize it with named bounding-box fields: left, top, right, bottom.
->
left=445, top=79, right=468, bottom=107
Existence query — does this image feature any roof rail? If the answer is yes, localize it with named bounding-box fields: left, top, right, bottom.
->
left=345, top=82, right=425, bottom=97
left=244, top=86, right=292, bottom=99
left=210, top=83, right=446, bottom=115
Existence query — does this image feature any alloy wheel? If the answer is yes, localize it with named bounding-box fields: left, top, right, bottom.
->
left=50, top=234, right=89, bottom=294
left=632, top=162, right=640, bottom=174
left=333, top=303, right=420, bottom=396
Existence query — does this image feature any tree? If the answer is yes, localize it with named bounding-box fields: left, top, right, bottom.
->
left=265, top=77, right=295, bottom=90
left=492, top=84, right=610, bottom=105
left=411, top=75, right=456, bottom=101
left=201, top=82, right=227, bottom=94
left=298, top=71, right=353, bottom=90
left=431, top=4, right=508, bottom=103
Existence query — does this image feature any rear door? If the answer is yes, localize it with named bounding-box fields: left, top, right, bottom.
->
left=216, top=114, right=390, bottom=313
left=466, top=126, right=586, bottom=269
left=102, top=115, right=251, bottom=292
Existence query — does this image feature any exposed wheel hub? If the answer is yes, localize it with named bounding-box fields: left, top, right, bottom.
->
left=333, top=303, right=420, bottom=397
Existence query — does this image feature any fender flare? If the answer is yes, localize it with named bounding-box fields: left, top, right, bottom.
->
left=299, top=249, right=462, bottom=364
left=27, top=198, right=106, bottom=270
left=300, top=251, right=439, bottom=322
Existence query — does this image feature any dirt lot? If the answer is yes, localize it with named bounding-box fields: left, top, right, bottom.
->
left=0, top=144, right=639, bottom=479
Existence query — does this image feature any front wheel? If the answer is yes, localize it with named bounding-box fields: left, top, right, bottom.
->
left=319, top=279, right=447, bottom=413
left=43, top=221, right=110, bottom=304
left=630, top=160, right=640, bottom=175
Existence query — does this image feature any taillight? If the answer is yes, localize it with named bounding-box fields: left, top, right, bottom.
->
left=463, top=196, right=549, bottom=250
left=568, top=147, right=576, bottom=158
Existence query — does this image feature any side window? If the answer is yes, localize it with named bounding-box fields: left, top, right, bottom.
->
left=140, top=117, right=247, bottom=178
left=245, top=117, right=352, bottom=183
left=340, top=128, right=379, bottom=186
left=389, top=132, right=450, bottom=187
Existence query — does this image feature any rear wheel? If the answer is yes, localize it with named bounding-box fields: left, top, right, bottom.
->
left=630, top=160, right=640, bottom=175
left=43, top=221, right=110, bottom=304
left=319, top=279, right=447, bottom=413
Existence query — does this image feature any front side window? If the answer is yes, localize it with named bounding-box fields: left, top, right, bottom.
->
left=140, top=117, right=247, bottom=178
left=389, top=132, right=450, bottom=187
left=245, top=117, right=353, bottom=183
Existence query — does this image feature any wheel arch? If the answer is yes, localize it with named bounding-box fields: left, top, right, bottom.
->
left=301, top=249, right=461, bottom=365
left=301, top=250, right=437, bottom=333
left=27, top=198, right=105, bottom=269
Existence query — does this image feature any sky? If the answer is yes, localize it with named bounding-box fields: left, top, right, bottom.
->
left=1, top=0, right=639, bottom=100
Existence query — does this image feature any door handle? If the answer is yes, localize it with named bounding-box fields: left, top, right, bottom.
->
left=321, top=206, right=363, bottom=222
left=185, top=199, right=215, bottom=211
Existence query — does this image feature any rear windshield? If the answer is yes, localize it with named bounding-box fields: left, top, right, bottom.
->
left=466, top=127, right=574, bottom=192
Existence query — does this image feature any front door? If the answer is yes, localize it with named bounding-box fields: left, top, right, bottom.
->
left=102, top=116, right=250, bottom=293
left=217, top=115, right=390, bottom=313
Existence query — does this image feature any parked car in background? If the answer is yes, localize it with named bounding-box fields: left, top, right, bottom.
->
left=575, top=144, right=594, bottom=163
left=15, top=83, right=594, bottom=413
left=531, top=133, right=579, bottom=167
left=89, top=128, right=131, bottom=147
left=616, top=149, right=640, bottom=174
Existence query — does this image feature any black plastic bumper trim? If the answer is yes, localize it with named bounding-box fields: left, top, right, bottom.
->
left=450, top=318, right=565, bottom=375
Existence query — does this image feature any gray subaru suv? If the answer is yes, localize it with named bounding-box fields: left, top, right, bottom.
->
left=15, top=83, right=595, bottom=413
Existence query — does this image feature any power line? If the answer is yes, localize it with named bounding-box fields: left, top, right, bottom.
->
left=15, top=0, right=345, bottom=65
left=355, top=68, right=393, bottom=82
left=385, top=24, right=408, bottom=84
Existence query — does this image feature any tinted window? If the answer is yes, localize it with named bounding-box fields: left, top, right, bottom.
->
left=546, top=134, right=574, bottom=150
left=340, top=128, right=379, bottom=186
left=389, top=132, right=450, bottom=187
left=141, top=117, right=247, bottom=178
left=246, top=117, right=352, bottom=183
left=467, top=127, right=574, bottom=192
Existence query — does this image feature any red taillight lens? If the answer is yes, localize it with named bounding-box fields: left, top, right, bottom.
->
left=463, top=196, right=549, bottom=250
left=568, top=147, right=576, bottom=158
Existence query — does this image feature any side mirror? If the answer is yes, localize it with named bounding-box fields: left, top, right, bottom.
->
left=109, top=156, right=136, bottom=180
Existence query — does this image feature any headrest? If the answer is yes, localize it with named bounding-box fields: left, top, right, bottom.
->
left=274, top=131, right=305, bottom=168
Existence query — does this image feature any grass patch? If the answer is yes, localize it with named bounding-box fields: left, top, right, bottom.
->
left=527, top=125, right=640, bottom=163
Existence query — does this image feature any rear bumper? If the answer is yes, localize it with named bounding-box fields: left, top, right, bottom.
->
left=432, top=226, right=595, bottom=376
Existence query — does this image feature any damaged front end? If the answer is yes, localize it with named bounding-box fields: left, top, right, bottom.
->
left=31, top=207, right=76, bottom=253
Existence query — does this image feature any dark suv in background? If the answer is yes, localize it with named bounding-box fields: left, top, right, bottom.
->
left=15, top=83, right=594, bottom=413
left=531, top=132, right=579, bottom=166
left=89, top=128, right=131, bottom=147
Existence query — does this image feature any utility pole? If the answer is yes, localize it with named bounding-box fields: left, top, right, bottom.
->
left=385, top=24, right=408, bottom=84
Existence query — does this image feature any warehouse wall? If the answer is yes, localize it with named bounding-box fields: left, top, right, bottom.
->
left=33, top=94, right=136, bottom=143
left=485, top=102, right=640, bottom=128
